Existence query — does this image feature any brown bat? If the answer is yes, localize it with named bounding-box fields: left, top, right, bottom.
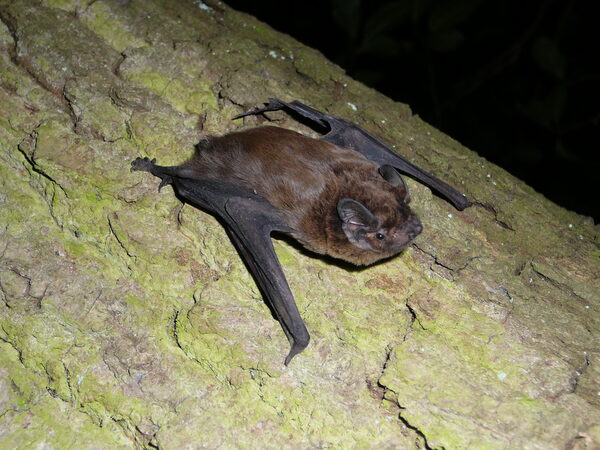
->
left=131, top=99, right=470, bottom=364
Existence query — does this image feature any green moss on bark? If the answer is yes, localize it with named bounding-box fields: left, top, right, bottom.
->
left=0, top=0, right=598, bottom=448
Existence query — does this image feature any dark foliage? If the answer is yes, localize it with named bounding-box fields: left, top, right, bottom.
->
left=227, top=0, right=599, bottom=221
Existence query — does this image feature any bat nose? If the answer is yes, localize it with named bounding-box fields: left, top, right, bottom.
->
left=407, top=217, right=423, bottom=240
left=414, top=222, right=423, bottom=235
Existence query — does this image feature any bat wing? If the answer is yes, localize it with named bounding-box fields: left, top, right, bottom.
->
left=235, top=98, right=471, bottom=210
left=131, top=158, right=310, bottom=365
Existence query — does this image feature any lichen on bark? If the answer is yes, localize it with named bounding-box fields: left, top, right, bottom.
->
left=0, top=0, right=598, bottom=448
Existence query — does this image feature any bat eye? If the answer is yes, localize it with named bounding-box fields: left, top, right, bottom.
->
left=375, top=232, right=385, bottom=240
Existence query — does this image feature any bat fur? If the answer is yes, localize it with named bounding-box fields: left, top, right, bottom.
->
left=179, top=126, right=423, bottom=266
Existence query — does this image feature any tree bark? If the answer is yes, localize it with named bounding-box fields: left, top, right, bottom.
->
left=0, top=0, right=598, bottom=448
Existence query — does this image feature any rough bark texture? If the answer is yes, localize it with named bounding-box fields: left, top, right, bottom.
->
left=0, top=1, right=598, bottom=448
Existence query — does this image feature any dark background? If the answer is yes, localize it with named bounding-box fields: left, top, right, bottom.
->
left=226, top=0, right=599, bottom=222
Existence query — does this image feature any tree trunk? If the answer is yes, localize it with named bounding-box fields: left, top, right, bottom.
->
left=0, top=1, right=598, bottom=448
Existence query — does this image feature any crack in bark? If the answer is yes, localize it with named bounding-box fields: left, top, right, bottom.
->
left=105, top=414, right=141, bottom=445
left=244, top=366, right=273, bottom=383
left=0, top=8, right=18, bottom=57
left=63, top=83, right=126, bottom=143
left=413, top=243, right=477, bottom=281
left=375, top=380, right=436, bottom=450
left=397, top=413, right=436, bottom=450
left=377, top=345, right=394, bottom=383
left=172, top=309, right=184, bottom=352
left=529, top=262, right=589, bottom=304
left=0, top=332, right=25, bottom=366
left=547, top=352, right=592, bottom=402
left=0, top=266, right=48, bottom=309
left=39, top=352, right=153, bottom=448
left=2, top=6, right=125, bottom=142
left=61, top=84, right=83, bottom=135
left=405, top=302, right=426, bottom=333
left=107, top=214, right=137, bottom=263
left=135, top=423, right=161, bottom=449
left=62, top=360, right=75, bottom=401
left=0, top=268, right=10, bottom=308
left=372, top=339, right=437, bottom=448
left=473, top=201, right=515, bottom=231
left=0, top=405, right=20, bottom=420
left=14, top=127, right=71, bottom=229
left=413, top=243, right=453, bottom=276
left=0, top=9, right=63, bottom=96
left=112, top=51, right=127, bottom=79
left=42, top=360, right=73, bottom=403
left=172, top=308, right=228, bottom=385
left=17, top=128, right=69, bottom=197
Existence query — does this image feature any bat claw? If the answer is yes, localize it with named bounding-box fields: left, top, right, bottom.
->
left=284, top=336, right=310, bottom=366
left=131, top=157, right=173, bottom=191
left=232, top=98, right=286, bottom=120
left=131, top=156, right=156, bottom=173
left=158, top=176, right=173, bottom=191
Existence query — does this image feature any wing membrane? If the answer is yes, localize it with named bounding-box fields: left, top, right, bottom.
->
left=236, top=98, right=471, bottom=210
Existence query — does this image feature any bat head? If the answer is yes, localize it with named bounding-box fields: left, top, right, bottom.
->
left=333, top=165, right=422, bottom=265
left=337, top=197, right=422, bottom=260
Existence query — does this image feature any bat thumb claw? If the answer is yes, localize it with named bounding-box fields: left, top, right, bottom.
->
left=232, top=98, right=286, bottom=121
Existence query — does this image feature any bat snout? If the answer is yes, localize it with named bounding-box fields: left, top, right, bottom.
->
left=389, top=215, right=422, bottom=249
left=406, top=216, right=423, bottom=241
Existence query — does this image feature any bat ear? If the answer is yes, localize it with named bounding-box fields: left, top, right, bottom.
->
left=337, top=198, right=377, bottom=229
left=379, top=165, right=411, bottom=203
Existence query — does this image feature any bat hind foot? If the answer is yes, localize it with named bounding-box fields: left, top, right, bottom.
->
left=131, top=157, right=173, bottom=191
left=131, top=157, right=157, bottom=173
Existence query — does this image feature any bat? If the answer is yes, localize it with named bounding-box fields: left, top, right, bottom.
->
left=131, top=98, right=470, bottom=364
